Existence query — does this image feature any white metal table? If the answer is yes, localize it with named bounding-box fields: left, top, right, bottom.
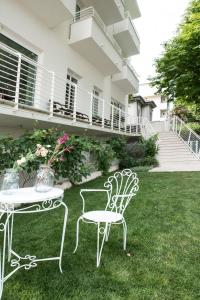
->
left=0, top=187, right=68, bottom=299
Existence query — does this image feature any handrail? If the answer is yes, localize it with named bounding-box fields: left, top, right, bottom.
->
left=72, top=7, right=122, bottom=56
left=170, top=115, right=200, bottom=159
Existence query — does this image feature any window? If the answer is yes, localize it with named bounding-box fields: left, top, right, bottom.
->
left=75, top=4, right=81, bottom=20
left=161, top=95, right=167, bottom=103
left=92, top=87, right=101, bottom=117
left=0, top=33, right=38, bottom=106
left=65, top=72, right=78, bottom=111
left=160, top=109, right=167, bottom=118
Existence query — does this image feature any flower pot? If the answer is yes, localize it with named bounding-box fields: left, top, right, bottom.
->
left=35, top=165, right=54, bottom=193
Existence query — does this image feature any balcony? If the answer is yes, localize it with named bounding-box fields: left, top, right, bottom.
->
left=20, top=0, right=76, bottom=28
left=0, top=42, right=141, bottom=136
left=69, top=7, right=122, bottom=75
left=81, top=0, right=125, bottom=25
left=124, top=0, right=141, bottom=19
left=110, top=11, right=140, bottom=57
left=112, top=60, right=139, bottom=93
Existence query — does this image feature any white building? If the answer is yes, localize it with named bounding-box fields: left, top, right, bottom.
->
left=128, top=95, right=156, bottom=123
left=139, top=83, right=173, bottom=121
left=0, top=0, right=141, bottom=137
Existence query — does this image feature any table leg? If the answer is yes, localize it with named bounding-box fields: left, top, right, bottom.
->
left=59, top=202, right=68, bottom=273
left=7, top=213, right=14, bottom=262
left=0, top=212, right=10, bottom=299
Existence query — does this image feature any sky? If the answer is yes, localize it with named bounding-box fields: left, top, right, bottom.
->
left=131, top=0, right=190, bottom=84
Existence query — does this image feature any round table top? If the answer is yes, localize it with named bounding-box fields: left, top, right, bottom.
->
left=0, top=187, right=64, bottom=204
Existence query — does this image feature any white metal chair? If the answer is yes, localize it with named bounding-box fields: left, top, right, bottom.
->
left=73, top=169, right=139, bottom=267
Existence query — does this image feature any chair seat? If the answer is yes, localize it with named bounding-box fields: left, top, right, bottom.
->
left=82, top=210, right=123, bottom=223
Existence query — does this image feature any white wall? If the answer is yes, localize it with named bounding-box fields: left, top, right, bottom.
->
left=139, top=83, right=172, bottom=121
left=0, top=0, right=128, bottom=120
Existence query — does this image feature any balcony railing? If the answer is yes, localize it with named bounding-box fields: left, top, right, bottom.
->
left=0, top=42, right=141, bottom=135
left=72, top=7, right=122, bottom=57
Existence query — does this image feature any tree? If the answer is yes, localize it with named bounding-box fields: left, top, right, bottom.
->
left=151, top=0, right=200, bottom=108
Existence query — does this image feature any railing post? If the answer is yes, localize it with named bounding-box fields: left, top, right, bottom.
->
left=188, top=131, right=191, bottom=147
left=172, top=116, right=175, bottom=132
left=179, top=121, right=182, bottom=136
left=50, top=71, right=55, bottom=117
left=195, top=141, right=198, bottom=156
left=102, top=99, right=104, bottom=128
left=15, top=53, right=22, bottom=109
left=111, top=105, right=114, bottom=130
left=124, top=112, right=127, bottom=133
left=73, top=84, right=77, bottom=122
left=118, top=108, right=121, bottom=132
left=89, top=93, right=93, bottom=125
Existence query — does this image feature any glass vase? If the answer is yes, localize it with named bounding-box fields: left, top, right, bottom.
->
left=35, top=164, right=54, bottom=193
left=1, top=169, right=19, bottom=195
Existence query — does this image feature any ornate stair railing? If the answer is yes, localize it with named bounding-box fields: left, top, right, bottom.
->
left=170, top=115, right=200, bottom=159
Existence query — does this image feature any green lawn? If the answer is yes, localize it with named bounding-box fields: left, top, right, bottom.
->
left=3, top=172, right=200, bottom=300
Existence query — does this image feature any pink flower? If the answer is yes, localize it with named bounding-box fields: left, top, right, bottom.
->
left=57, top=133, right=69, bottom=145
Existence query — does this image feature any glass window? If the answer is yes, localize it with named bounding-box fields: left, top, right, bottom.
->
left=161, top=95, right=167, bottom=103
left=65, top=73, right=78, bottom=111
left=160, top=109, right=167, bottom=118
left=0, top=33, right=38, bottom=106
left=93, top=87, right=101, bottom=117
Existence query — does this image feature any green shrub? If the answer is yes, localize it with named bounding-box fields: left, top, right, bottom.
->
left=107, top=136, right=126, bottom=158
left=126, top=142, right=145, bottom=159
left=142, top=135, right=158, bottom=157
left=93, top=142, right=115, bottom=175
left=119, top=135, right=158, bottom=169
left=119, top=155, right=136, bottom=169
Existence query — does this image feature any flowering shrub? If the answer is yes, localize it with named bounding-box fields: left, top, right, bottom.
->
left=0, top=130, right=127, bottom=185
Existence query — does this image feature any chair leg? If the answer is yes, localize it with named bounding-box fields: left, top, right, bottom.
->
left=73, top=217, right=82, bottom=253
left=105, top=223, right=111, bottom=242
left=96, top=222, right=108, bottom=267
left=122, top=220, right=127, bottom=250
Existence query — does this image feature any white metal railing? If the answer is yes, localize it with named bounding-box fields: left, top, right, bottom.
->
left=72, top=7, right=122, bottom=56
left=170, top=115, right=200, bottom=159
left=0, top=42, right=143, bottom=136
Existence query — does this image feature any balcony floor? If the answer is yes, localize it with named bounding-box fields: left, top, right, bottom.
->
left=0, top=102, right=140, bottom=137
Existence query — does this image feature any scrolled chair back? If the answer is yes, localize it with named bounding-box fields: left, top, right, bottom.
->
left=104, top=169, right=139, bottom=215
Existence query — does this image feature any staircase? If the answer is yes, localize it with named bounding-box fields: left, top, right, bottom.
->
left=150, top=119, right=200, bottom=172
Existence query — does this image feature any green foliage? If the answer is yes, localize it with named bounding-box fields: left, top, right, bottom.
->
left=187, top=122, right=200, bottom=135
left=0, top=129, right=124, bottom=184
left=107, top=136, right=126, bottom=158
left=142, top=135, right=158, bottom=157
left=119, top=135, right=158, bottom=169
left=92, top=142, right=115, bottom=175
left=0, top=129, right=92, bottom=184
left=151, top=0, right=200, bottom=108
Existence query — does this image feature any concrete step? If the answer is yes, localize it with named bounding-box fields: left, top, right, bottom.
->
left=159, top=137, right=182, bottom=142
left=158, top=147, right=190, bottom=152
left=158, top=154, right=193, bottom=158
left=158, top=158, right=197, bottom=163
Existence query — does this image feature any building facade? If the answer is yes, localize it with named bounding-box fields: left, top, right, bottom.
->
left=0, top=0, right=141, bottom=137
left=139, top=83, right=173, bottom=121
left=128, top=95, right=156, bottom=123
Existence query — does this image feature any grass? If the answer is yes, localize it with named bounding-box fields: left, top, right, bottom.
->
left=3, top=171, right=200, bottom=300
